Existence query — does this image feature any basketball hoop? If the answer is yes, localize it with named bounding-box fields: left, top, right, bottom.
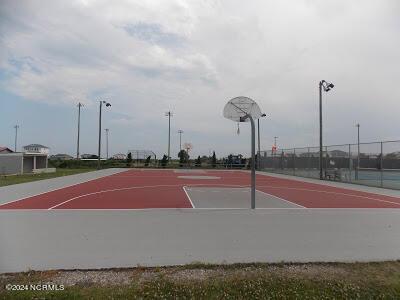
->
left=223, top=96, right=263, bottom=209
left=223, top=96, right=262, bottom=123
left=183, top=142, right=193, bottom=153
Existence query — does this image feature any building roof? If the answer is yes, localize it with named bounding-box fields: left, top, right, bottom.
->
left=23, top=144, right=49, bottom=149
left=0, top=146, right=14, bottom=153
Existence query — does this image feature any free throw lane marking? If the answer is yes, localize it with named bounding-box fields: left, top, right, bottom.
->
left=256, top=189, right=306, bottom=208
left=182, top=186, right=195, bottom=208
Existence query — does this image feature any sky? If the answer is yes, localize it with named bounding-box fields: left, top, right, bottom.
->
left=1, top=0, right=400, bottom=158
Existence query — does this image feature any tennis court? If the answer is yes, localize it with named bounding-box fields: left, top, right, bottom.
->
left=1, top=169, right=400, bottom=209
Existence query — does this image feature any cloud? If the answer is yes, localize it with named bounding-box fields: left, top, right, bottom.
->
left=1, top=0, right=400, bottom=157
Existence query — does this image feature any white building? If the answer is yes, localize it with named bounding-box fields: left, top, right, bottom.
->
left=0, top=144, right=53, bottom=175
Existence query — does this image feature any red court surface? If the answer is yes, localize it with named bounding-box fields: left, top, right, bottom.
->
left=1, top=169, right=400, bottom=209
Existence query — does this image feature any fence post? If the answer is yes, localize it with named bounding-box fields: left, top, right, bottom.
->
left=380, top=142, right=383, bottom=188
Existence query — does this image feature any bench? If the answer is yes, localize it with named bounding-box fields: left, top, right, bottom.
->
left=325, top=169, right=342, bottom=181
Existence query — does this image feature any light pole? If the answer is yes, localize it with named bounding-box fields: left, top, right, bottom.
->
left=257, top=113, right=267, bottom=169
left=105, top=128, right=109, bottom=160
left=165, top=111, right=173, bottom=160
left=98, top=101, right=111, bottom=169
left=319, top=80, right=334, bottom=180
left=76, top=102, right=84, bottom=159
left=356, top=123, right=360, bottom=180
left=14, top=125, right=19, bottom=152
left=178, top=130, right=184, bottom=151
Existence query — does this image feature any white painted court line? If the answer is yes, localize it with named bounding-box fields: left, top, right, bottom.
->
left=47, top=184, right=249, bottom=210
left=3, top=207, right=400, bottom=211
left=182, top=186, right=195, bottom=208
left=256, top=189, right=306, bottom=208
left=48, top=184, right=184, bottom=210
left=0, top=169, right=130, bottom=208
left=257, top=185, right=400, bottom=207
left=255, top=171, right=400, bottom=198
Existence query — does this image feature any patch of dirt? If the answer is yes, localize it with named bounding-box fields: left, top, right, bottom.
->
left=53, top=270, right=135, bottom=286
left=164, top=269, right=220, bottom=281
left=273, top=264, right=349, bottom=280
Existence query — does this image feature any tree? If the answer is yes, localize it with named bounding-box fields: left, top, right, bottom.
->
left=178, top=149, right=188, bottom=167
left=212, top=151, right=217, bottom=168
left=126, top=152, right=132, bottom=166
left=195, top=155, right=202, bottom=167
left=144, top=155, right=151, bottom=167
left=227, top=154, right=233, bottom=168
left=161, top=154, right=168, bottom=168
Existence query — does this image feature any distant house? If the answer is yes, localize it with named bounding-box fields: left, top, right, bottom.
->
left=329, top=150, right=348, bottom=158
left=298, top=151, right=319, bottom=157
left=50, top=154, right=74, bottom=160
left=112, top=153, right=126, bottom=160
left=0, top=147, right=13, bottom=154
left=23, top=144, right=50, bottom=155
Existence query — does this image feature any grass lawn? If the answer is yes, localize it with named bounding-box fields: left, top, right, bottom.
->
left=0, top=169, right=95, bottom=187
left=0, top=261, right=399, bottom=299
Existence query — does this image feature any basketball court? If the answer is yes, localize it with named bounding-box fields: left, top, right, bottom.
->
left=1, top=169, right=400, bottom=210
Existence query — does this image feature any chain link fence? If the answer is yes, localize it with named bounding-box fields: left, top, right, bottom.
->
left=259, top=140, right=400, bottom=190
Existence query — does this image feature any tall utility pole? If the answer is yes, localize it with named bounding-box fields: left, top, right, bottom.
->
left=274, top=136, right=278, bottom=148
left=98, top=101, right=111, bottom=169
left=356, top=123, right=360, bottom=180
left=76, top=102, right=84, bottom=159
left=178, top=130, right=184, bottom=151
left=318, top=80, right=334, bottom=180
left=105, top=128, right=109, bottom=160
left=257, top=113, right=267, bottom=169
left=165, top=111, right=173, bottom=160
left=14, top=125, right=19, bottom=152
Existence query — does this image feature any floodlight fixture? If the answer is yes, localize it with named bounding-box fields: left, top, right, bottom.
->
left=320, top=80, right=335, bottom=92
